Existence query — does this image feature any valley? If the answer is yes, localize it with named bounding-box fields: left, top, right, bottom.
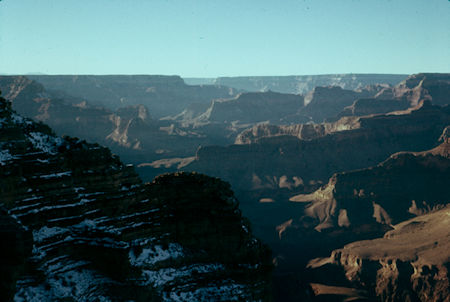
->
left=1, top=72, right=449, bottom=301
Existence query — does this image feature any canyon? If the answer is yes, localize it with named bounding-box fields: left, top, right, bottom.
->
left=0, top=95, right=272, bottom=301
left=1, top=72, right=449, bottom=301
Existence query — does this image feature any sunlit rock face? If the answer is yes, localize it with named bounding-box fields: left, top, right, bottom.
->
left=334, top=73, right=450, bottom=120
left=187, top=100, right=450, bottom=196
left=0, top=96, right=272, bottom=301
left=308, top=206, right=450, bottom=302
left=272, top=125, right=450, bottom=280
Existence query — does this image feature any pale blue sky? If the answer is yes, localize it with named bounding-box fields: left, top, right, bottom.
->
left=0, top=0, right=449, bottom=77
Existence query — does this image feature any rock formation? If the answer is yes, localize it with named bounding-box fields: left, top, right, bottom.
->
left=235, top=117, right=361, bottom=144
left=308, top=206, right=450, bottom=301
left=300, top=86, right=376, bottom=122
left=0, top=76, right=234, bottom=163
left=186, top=101, right=450, bottom=196
left=336, top=73, right=450, bottom=119
left=271, top=125, right=450, bottom=275
left=213, top=74, right=406, bottom=95
left=27, top=75, right=239, bottom=117
left=193, top=91, right=304, bottom=125
left=0, top=95, right=272, bottom=301
left=375, top=73, right=450, bottom=107
left=0, top=207, right=32, bottom=301
left=337, top=98, right=411, bottom=119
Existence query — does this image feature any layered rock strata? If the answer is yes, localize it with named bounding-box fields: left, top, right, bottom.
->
left=308, top=206, right=450, bottom=301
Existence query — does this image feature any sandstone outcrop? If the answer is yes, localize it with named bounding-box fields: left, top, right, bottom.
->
left=335, top=73, right=450, bottom=119
left=375, top=73, right=450, bottom=107
left=308, top=206, right=450, bottom=301
left=235, top=117, right=361, bottom=144
left=275, top=125, right=450, bottom=273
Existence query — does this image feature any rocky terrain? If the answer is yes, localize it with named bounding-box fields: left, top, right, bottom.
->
left=184, top=100, right=450, bottom=198
left=336, top=98, right=411, bottom=119
left=1, top=74, right=420, bottom=170
left=335, top=73, right=450, bottom=120
left=234, top=117, right=361, bottom=144
left=176, top=90, right=305, bottom=126
left=308, top=205, right=450, bottom=301
left=374, top=73, right=450, bottom=107
left=0, top=95, right=272, bottom=301
left=299, top=85, right=379, bottom=122
left=27, top=75, right=239, bottom=117
left=0, top=76, right=236, bottom=163
left=281, top=125, right=450, bottom=264
left=2, top=72, right=450, bottom=301
left=212, top=74, right=407, bottom=95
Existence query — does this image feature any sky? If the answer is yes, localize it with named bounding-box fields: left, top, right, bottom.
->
left=0, top=0, right=449, bottom=77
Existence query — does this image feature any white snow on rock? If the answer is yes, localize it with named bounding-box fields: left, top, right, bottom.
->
left=129, top=243, right=185, bottom=267
left=15, top=258, right=113, bottom=302
left=142, top=263, right=225, bottom=287
left=27, top=132, right=62, bottom=155
left=39, top=171, right=72, bottom=179
left=0, top=149, right=15, bottom=165
left=33, top=226, right=69, bottom=243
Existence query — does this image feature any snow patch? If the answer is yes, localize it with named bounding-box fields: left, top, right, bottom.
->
left=129, top=243, right=185, bottom=267
left=142, top=263, right=225, bottom=287
left=33, top=226, right=69, bottom=243
left=39, top=171, right=72, bottom=179
left=27, top=132, right=62, bottom=155
left=15, top=258, right=114, bottom=302
left=0, top=149, right=15, bottom=165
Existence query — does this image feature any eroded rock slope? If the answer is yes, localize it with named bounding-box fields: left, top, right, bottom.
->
left=308, top=206, right=450, bottom=301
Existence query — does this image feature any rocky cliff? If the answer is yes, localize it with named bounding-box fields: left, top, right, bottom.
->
left=275, top=126, right=450, bottom=273
left=308, top=206, right=450, bottom=301
left=0, top=95, right=272, bottom=301
left=375, top=73, right=450, bottom=107
left=179, top=101, right=450, bottom=276
left=337, top=98, right=411, bottom=119
left=290, top=124, right=450, bottom=231
left=300, top=86, right=377, bottom=122
left=213, top=74, right=406, bottom=95
left=335, top=73, right=450, bottom=119
left=0, top=76, right=235, bottom=163
left=28, top=75, right=239, bottom=117
left=235, top=117, right=361, bottom=144
left=187, top=101, right=450, bottom=195
left=190, top=91, right=305, bottom=125
left=0, top=207, right=32, bottom=301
